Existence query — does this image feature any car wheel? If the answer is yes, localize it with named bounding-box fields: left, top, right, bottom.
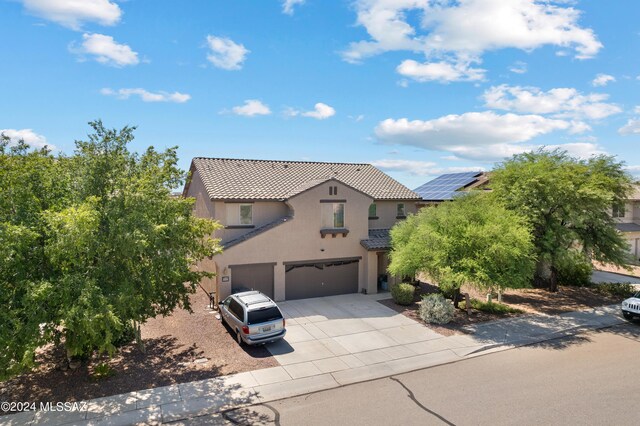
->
left=623, top=311, right=634, bottom=321
left=236, top=329, right=243, bottom=346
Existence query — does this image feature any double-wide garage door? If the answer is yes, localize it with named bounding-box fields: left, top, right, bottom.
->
left=230, top=263, right=275, bottom=299
left=285, top=258, right=359, bottom=300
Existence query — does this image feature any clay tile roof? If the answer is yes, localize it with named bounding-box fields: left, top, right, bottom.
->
left=360, top=228, right=392, bottom=251
left=189, top=158, right=420, bottom=201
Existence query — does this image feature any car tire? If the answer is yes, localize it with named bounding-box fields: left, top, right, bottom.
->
left=236, top=329, right=243, bottom=346
left=623, top=311, right=634, bottom=321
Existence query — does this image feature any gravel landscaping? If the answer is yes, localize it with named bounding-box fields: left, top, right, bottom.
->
left=0, top=289, right=277, bottom=408
left=380, top=281, right=624, bottom=336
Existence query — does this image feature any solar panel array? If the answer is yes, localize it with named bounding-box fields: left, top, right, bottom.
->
left=414, top=171, right=483, bottom=201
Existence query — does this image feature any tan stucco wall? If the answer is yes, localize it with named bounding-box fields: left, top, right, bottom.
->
left=186, top=169, right=215, bottom=219
left=368, top=200, right=418, bottom=229
left=214, top=181, right=375, bottom=301
left=212, top=201, right=290, bottom=243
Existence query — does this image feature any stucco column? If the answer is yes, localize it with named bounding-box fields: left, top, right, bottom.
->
left=366, top=251, right=378, bottom=294
left=274, top=262, right=286, bottom=301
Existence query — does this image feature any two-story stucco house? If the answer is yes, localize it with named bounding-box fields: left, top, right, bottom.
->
left=183, top=158, right=421, bottom=302
left=612, top=186, right=640, bottom=261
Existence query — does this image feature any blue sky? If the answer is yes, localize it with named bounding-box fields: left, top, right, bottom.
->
left=2, top=0, right=640, bottom=189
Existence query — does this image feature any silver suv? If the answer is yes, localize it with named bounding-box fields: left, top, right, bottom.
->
left=219, top=291, right=286, bottom=345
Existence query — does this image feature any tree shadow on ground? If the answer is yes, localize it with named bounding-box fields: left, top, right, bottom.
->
left=520, top=321, right=640, bottom=351
left=0, top=336, right=226, bottom=406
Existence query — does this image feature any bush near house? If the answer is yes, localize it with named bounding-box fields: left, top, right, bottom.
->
left=391, top=283, right=415, bottom=305
left=593, top=282, right=636, bottom=299
left=556, top=251, right=593, bottom=287
left=419, top=294, right=454, bottom=324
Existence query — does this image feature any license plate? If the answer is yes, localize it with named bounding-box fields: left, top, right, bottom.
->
left=262, top=325, right=273, bottom=332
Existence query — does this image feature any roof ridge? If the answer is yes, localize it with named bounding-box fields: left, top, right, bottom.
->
left=193, top=157, right=371, bottom=166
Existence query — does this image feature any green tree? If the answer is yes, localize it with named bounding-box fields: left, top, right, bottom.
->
left=0, top=122, right=222, bottom=378
left=491, top=149, right=633, bottom=292
left=388, top=193, right=535, bottom=298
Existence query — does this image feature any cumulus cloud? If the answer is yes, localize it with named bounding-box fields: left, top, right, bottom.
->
left=619, top=119, right=640, bottom=135
left=482, top=85, right=621, bottom=120
left=231, top=100, right=272, bottom=116
left=591, top=73, right=615, bottom=87
left=343, top=0, right=602, bottom=83
left=371, top=159, right=483, bottom=176
left=22, top=0, right=121, bottom=29
left=282, top=0, right=305, bottom=15
left=374, top=111, right=595, bottom=161
left=396, top=59, right=485, bottom=83
left=206, top=36, right=249, bottom=70
left=71, top=33, right=139, bottom=67
left=287, top=103, right=336, bottom=120
left=101, top=88, right=191, bottom=103
left=1, top=128, right=51, bottom=149
left=509, top=61, right=527, bottom=74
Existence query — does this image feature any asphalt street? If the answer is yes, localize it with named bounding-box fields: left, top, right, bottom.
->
left=190, top=322, right=640, bottom=426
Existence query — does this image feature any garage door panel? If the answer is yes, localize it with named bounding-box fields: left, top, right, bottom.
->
left=231, top=263, right=274, bottom=299
left=285, top=260, right=358, bottom=300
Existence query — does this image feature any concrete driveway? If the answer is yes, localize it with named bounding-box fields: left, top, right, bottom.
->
left=264, top=293, right=447, bottom=378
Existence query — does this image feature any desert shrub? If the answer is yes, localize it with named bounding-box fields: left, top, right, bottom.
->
left=419, top=294, right=454, bottom=324
left=91, top=362, right=115, bottom=380
left=594, top=282, right=636, bottom=299
left=391, top=283, right=415, bottom=305
left=459, top=299, right=523, bottom=315
left=556, top=251, right=593, bottom=287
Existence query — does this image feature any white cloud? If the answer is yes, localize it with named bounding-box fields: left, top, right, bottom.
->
left=1, top=128, right=51, bottom=149
left=591, top=73, right=615, bottom=87
left=349, top=114, right=365, bottom=122
left=287, top=103, right=336, bottom=120
left=231, top=100, right=272, bottom=116
left=374, top=111, right=596, bottom=161
left=509, top=61, right=527, bottom=74
left=343, top=0, right=601, bottom=83
left=101, top=88, right=191, bottom=103
left=619, top=119, right=640, bottom=135
left=71, top=33, right=139, bottom=67
left=22, top=0, right=121, bottom=30
left=371, top=159, right=483, bottom=176
left=396, top=59, right=485, bottom=82
left=206, top=36, right=249, bottom=70
left=482, top=85, right=621, bottom=120
left=376, top=111, right=579, bottom=147
left=282, top=0, right=305, bottom=15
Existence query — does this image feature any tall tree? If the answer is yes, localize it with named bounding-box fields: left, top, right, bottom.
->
left=388, top=193, right=535, bottom=297
left=491, top=149, right=633, bottom=292
left=0, top=122, right=222, bottom=378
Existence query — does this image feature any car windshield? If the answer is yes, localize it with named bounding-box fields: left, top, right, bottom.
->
left=247, top=307, right=283, bottom=325
left=634, top=292, right=640, bottom=299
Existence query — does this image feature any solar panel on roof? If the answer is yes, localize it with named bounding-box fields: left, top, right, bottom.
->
left=414, top=171, right=482, bottom=200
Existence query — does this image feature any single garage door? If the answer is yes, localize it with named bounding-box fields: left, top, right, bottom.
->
left=230, top=263, right=275, bottom=299
left=285, top=258, right=359, bottom=300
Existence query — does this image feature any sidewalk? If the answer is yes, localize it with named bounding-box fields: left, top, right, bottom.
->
left=1, top=304, right=625, bottom=426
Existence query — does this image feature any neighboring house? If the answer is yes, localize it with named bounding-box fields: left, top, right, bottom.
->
left=183, top=158, right=421, bottom=302
left=413, top=171, right=488, bottom=206
left=612, top=186, right=640, bottom=261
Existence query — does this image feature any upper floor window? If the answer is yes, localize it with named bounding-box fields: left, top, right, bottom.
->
left=226, top=203, right=253, bottom=226
left=397, top=203, right=406, bottom=218
left=612, top=202, right=626, bottom=218
left=368, top=203, right=377, bottom=219
left=322, top=203, right=345, bottom=228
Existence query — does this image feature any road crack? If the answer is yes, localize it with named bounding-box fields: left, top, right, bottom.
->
left=390, top=376, right=456, bottom=426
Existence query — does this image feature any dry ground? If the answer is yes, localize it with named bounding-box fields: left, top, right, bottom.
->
left=380, top=281, right=622, bottom=336
left=0, top=289, right=277, bottom=408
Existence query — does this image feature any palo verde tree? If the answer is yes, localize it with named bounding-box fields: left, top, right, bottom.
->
left=388, top=192, right=536, bottom=298
left=0, top=122, right=221, bottom=379
left=491, top=149, right=633, bottom=292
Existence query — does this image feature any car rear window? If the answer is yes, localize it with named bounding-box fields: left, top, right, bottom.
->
left=247, top=307, right=283, bottom=325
